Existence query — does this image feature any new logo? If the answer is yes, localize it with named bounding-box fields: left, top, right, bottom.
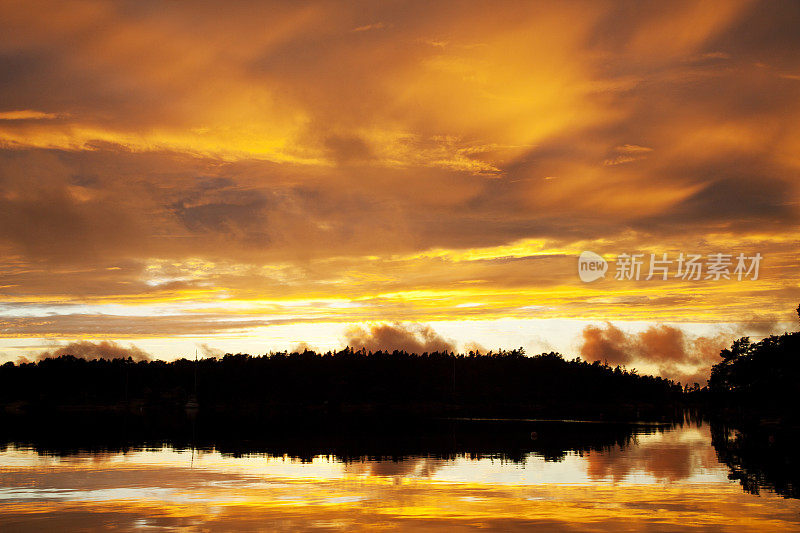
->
left=578, top=251, right=607, bottom=282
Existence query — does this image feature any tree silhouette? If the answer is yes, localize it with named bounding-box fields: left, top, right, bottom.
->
left=708, top=304, right=800, bottom=418
left=0, top=349, right=683, bottom=421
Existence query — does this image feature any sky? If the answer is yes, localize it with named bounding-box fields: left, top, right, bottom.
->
left=0, top=0, right=799, bottom=383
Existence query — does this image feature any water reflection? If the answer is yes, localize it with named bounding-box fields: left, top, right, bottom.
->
left=0, top=417, right=798, bottom=531
left=586, top=425, right=722, bottom=483
left=0, top=415, right=661, bottom=464
left=711, top=422, right=800, bottom=499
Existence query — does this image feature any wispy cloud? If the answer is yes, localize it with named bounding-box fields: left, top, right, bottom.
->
left=0, top=110, right=61, bottom=120
left=351, top=22, right=387, bottom=33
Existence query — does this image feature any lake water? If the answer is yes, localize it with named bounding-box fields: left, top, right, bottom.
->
left=0, top=418, right=798, bottom=531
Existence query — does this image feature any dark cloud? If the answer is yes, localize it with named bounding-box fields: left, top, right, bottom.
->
left=462, top=341, right=487, bottom=354
left=344, top=322, right=456, bottom=353
left=580, top=322, right=635, bottom=366
left=636, top=169, right=797, bottom=231
left=289, top=341, right=317, bottom=353
left=170, top=190, right=271, bottom=243
left=197, top=343, right=223, bottom=358
left=736, top=314, right=783, bottom=337
left=323, top=134, right=373, bottom=164
left=705, top=1, right=800, bottom=69
left=35, top=340, right=150, bottom=361
left=579, top=322, right=733, bottom=384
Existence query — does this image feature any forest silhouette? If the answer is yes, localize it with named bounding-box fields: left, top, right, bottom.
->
left=706, top=330, right=800, bottom=419
left=1, top=349, right=683, bottom=420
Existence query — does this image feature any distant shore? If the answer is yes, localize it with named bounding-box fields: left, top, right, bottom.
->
left=1, top=349, right=686, bottom=422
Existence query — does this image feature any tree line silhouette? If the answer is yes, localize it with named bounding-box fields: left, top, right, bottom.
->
left=705, top=331, right=800, bottom=421
left=0, top=348, right=684, bottom=420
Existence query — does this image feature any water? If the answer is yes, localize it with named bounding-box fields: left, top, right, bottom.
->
left=0, top=419, right=798, bottom=531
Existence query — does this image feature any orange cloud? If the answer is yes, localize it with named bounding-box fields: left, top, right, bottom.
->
left=344, top=322, right=456, bottom=353
left=34, top=340, right=150, bottom=361
left=579, top=322, right=739, bottom=384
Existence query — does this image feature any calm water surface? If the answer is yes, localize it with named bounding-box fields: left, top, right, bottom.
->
left=0, top=420, right=798, bottom=532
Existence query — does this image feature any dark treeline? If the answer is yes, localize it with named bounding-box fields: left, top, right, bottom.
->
left=703, top=331, right=800, bottom=422
left=697, top=319, right=800, bottom=499
left=0, top=349, right=684, bottom=420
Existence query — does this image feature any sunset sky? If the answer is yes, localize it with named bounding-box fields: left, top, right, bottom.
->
left=1, top=1, right=799, bottom=383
